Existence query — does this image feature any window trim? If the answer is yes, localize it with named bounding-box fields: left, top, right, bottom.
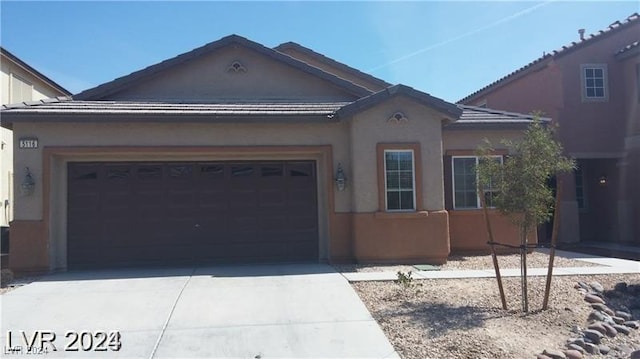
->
left=451, top=155, right=503, bottom=210
left=383, top=149, right=416, bottom=212
left=580, top=63, right=609, bottom=102
left=376, top=143, right=422, bottom=212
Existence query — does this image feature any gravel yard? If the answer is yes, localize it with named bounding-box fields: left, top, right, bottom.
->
left=334, top=251, right=603, bottom=274
left=353, top=273, right=640, bottom=359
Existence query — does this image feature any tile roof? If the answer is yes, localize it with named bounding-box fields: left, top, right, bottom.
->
left=1, top=93, right=542, bottom=131
left=615, top=41, right=640, bottom=58
left=335, top=84, right=462, bottom=120
left=0, top=47, right=71, bottom=96
left=274, top=42, right=392, bottom=91
left=74, top=35, right=372, bottom=101
left=459, top=13, right=640, bottom=104
left=0, top=97, right=349, bottom=127
left=445, top=105, right=550, bottom=130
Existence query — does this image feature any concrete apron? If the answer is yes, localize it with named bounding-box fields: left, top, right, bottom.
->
left=0, top=264, right=399, bottom=358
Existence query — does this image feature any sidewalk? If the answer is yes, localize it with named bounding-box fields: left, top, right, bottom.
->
left=341, top=250, right=640, bottom=282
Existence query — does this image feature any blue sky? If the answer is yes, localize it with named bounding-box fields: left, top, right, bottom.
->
left=1, top=1, right=637, bottom=102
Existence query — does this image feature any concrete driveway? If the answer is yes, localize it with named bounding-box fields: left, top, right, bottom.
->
left=0, top=264, right=398, bottom=358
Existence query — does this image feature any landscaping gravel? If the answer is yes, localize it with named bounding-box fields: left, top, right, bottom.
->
left=333, top=251, right=603, bottom=274
left=353, top=274, right=640, bottom=359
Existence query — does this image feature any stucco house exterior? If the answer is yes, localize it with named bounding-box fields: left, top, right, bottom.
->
left=1, top=35, right=540, bottom=272
left=0, top=47, right=70, bottom=230
left=460, top=13, right=640, bottom=246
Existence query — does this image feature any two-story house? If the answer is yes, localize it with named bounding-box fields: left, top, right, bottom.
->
left=0, top=47, right=70, bottom=256
left=460, top=13, right=640, bottom=246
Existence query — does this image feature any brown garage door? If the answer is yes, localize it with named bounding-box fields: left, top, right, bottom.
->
left=67, top=161, right=318, bottom=268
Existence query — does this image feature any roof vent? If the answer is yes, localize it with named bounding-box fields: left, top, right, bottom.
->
left=387, top=111, right=408, bottom=125
left=578, top=29, right=585, bottom=41
left=227, top=61, right=247, bottom=73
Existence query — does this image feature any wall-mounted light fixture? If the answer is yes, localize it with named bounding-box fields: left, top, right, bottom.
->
left=335, top=163, right=346, bottom=192
left=21, top=167, right=35, bottom=196
left=598, top=175, right=607, bottom=186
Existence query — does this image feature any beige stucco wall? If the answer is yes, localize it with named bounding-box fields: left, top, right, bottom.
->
left=109, top=46, right=360, bottom=102
left=12, top=120, right=355, bottom=269
left=350, top=97, right=448, bottom=212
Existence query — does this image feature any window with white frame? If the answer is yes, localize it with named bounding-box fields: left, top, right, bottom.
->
left=384, top=150, right=415, bottom=211
left=452, top=156, right=502, bottom=209
left=581, top=64, right=608, bottom=101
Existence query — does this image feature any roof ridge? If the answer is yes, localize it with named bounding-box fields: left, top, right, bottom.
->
left=459, top=12, right=639, bottom=103
left=274, top=41, right=392, bottom=89
left=74, top=35, right=373, bottom=100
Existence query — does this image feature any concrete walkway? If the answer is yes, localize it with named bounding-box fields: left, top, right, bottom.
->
left=342, top=250, right=640, bottom=282
left=0, top=264, right=399, bottom=358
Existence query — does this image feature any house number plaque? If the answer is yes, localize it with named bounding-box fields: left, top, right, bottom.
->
left=19, top=137, right=39, bottom=149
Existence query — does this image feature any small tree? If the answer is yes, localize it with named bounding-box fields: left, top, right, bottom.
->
left=476, top=117, right=574, bottom=312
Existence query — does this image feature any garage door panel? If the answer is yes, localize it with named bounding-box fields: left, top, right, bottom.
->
left=68, top=160, right=318, bottom=268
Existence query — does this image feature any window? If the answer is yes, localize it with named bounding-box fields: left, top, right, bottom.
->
left=384, top=150, right=415, bottom=211
left=452, top=156, right=502, bottom=209
left=581, top=64, right=608, bottom=101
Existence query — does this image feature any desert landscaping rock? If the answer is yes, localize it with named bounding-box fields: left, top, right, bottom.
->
left=583, top=342, right=599, bottom=354
left=612, top=315, right=626, bottom=324
left=623, top=320, right=640, bottom=329
left=601, top=322, right=618, bottom=337
left=582, top=329, right=603, bottom=344
left=630, top=349, right=640, bottom=359
left=584, top=293, right=605, bottom=304
left=612, top=324, right=631, bottom=335
left=588, top=310, right=605, bottom=322
left=536, top=355, right=553, bottom=359
left=587, top=322, right=606, bottom=335
left=542, top=349, right=566, bottom=359
left=591, top=303, right=615, bottom=316
left=567, top=337, right=585, bottom=347
left=589, top=281, right=604, bottom=293
left=615, top=310, right=633, bottom=321
left=562, top=349, right=583, bottom=359
left=567, top=344, right=585, bottom=353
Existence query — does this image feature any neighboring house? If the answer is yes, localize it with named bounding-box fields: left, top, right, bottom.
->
left=0, top=47, right=70, bottom=229
left=2, top=35, right=540, bottom=272
left=460, top=13, right=640, bottom=246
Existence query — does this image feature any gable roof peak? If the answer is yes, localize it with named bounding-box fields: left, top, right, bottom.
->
left=74, top=35, right=373, bottom=101
left=336, top=84, right=462, bottom=120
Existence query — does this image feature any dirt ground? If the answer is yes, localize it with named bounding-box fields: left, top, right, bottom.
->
left=353, top=273, right=640, bottom=359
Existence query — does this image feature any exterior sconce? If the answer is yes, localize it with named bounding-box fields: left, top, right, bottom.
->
left=598, top=175, right=607, bottom=186
left=335, top=163, right=346, bottom=192
left=21, top=167, right=35, bottom=196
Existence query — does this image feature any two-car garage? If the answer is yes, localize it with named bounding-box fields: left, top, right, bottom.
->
left=67, top=160, right=319, bottom=268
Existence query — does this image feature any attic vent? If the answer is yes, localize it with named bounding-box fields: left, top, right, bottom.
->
left=227, top=61, right=247, bottom=73
left=388, top=111, right=408, bottom=125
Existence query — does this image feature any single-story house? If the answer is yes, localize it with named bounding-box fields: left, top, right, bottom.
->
left=0, top=35, right=540, bottom=272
